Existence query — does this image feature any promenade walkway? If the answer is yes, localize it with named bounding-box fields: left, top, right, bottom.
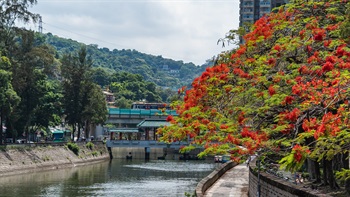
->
left=204, top=163, right=249, bottom=197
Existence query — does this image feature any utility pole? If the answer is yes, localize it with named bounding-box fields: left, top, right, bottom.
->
left=38, top=16, right=43, bottom=33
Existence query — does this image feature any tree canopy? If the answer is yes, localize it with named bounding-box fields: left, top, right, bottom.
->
left=158, top=0, right=350, bottom=193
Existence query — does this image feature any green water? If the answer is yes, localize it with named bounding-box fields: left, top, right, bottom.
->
left=0, top=159, right=217, bottom=197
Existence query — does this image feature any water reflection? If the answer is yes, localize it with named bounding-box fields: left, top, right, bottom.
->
left=0, top=159, right=215, bottom=197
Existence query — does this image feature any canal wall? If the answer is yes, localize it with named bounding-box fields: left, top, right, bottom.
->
left=195, top=161, right=238, bottom=197
left=248, top=158, right=332, bottom=197
left=111, top=147, right=164, bottom=159
left=111, top=147, right=202, bottom=160
left=0, top=142, right=109, bottom=177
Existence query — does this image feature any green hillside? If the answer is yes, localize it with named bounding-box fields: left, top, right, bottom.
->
left=43, top=33, right=212, bottom=90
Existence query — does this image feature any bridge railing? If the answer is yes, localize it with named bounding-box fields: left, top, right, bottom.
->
left=108, top=108, right=178, bottom=117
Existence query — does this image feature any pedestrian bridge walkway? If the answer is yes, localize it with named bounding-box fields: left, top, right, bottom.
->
left=108, top=108, right=177, bottom=117
left=106, top=108, right=178, bottom=124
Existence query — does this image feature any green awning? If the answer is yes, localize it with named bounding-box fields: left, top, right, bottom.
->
left=52, top=130, right=64, bottom=134
left=137, top=120, right=170, bottom=128
left=108, top=128, right=139, bottom=133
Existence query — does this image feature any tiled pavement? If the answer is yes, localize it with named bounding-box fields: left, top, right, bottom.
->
left=204, top=163, right=249, bottom=197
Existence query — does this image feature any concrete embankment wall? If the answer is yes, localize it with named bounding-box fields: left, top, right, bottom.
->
left=111, top=147, right=164, bottom=159
left=248, top=159, right=332, bottom=197
left=195, top=161, right=238, bottom=197
left=0, top=142, right=109, bottom=177
left=111, top=147, right=198, bottom=160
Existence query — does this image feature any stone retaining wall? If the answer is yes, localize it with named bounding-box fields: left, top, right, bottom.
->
left=0, top=141, right=109, bottom=177
left=195, top=161, right=238, bottom=197
left=248, top=159, right=332, bottom=197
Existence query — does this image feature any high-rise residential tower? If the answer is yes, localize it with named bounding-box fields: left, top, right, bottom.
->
left=239, top=0, right=289, bottom=27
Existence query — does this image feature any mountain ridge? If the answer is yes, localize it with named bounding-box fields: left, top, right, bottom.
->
left=42, top=32, right=212, bottom=90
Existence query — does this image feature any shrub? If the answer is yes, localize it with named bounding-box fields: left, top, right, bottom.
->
left=67, top=142, right=79, bottom=155
left=91, top=151, right=98, bottom=157
left=86, top=142, right=94, bottom=150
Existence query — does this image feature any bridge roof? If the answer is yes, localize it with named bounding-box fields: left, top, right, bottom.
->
left=108, top=108, right=178, bottom=116
left=108, top=128, right=139, bottom=133
left=137, top=120, right=170, bottom=128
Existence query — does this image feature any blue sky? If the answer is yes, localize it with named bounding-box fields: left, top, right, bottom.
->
left=24, top=0, right=240, bottom=65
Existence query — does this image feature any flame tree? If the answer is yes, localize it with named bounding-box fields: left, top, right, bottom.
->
left=158, top=0, right=350, bottom=192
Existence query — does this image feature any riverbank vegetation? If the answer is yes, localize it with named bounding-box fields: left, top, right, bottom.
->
left=158, top=0, right=350, bottom=195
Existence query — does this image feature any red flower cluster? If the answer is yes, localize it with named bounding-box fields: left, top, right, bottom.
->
left=268, top=85, right=276, bottom=96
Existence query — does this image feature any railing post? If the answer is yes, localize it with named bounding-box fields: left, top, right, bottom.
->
left=145, top=147, right=150, bottom=160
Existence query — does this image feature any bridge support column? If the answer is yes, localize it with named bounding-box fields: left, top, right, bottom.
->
left=145, top=147, right=150, bottom=160
left=108, top=147, right=113, bottom=159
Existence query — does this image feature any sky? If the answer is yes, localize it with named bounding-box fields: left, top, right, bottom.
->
left=24, top=0, right=240, bottom=65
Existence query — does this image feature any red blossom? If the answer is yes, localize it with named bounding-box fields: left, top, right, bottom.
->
left=238, top=112, right=245, bottom=124
left=220, top=124, right=229, bottom=130
left=273, top=44, right=282, bottom=51
left=326, top=55, right=336, bottom=63
left=336, top=45, right=346, bottom=56
left=284, top=96, right=295, bottom=105
left=307, top=45, right=312, bottom=53
left=326, top=24, right=339, bottom=31
left=201, top=119, right=210, bottom=124
left=299, top=29, right=306, bottom=39
left=267, top=58, right=276, bottom=65
left=298, top=65, right=309, bottom=74
left=302, top=118, right=318, bottom=131
left=292, top=145, right=303, bottom=162
left=225, top=86, right=232, bottom=93
left=324, top=40, right=331, bottom=47
left=313, top=29, right=325, bottom=41
left=322, top=62, right=334, bottom=73
left=314, top=124, right=325, bottom=139
left=268, top=85, right=276, bottom=96
left=166, top=115, right=174, bottom=122
left=284, top=108, right=300, bottom=121
left=241, top=127, right=258, bottom=140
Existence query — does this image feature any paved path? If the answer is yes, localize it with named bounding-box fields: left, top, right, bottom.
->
left=204, top=163, right=249, bottom=197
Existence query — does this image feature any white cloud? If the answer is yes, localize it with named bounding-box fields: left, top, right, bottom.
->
left=26, top=0, right=239, bottom=65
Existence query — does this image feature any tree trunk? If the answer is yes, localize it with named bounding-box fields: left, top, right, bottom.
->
left=77, top=123, right=81, bottom=140
left=72, top=124, right=76, bottom=141
left=324, top=158, right=339, bottom=189
left=322, top=158, right=329, bottom=186
left=6, top=117, right=15, bottom=143
left=342, top=152, right=350, bottom=194
left=313, top=160, right=321, bottom=183
left=307, top=158, right=316, bottom=180
left=84, top=120, right=90, bottom=139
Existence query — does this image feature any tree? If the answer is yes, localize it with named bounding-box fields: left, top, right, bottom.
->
left=92, top=67, right=111, bottom=88
left=61, top=46, right=107, bottom=140
left=82, top=83, right=107, bottom=139
left=29, top=80, right=62, bottom=134
left=0, top=0, right=40, bottom=55
left=158, top=0, right=350, bottom=193
left=0, top=53, right=20, bottom=144
left=8, top=30, right=57, bottom=141
left=61, top=46, right=92, bottom=140
left=108, top=72, right=163, bottom=102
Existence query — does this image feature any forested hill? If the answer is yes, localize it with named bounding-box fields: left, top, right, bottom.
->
left=42, top=33, right=212, bottom=89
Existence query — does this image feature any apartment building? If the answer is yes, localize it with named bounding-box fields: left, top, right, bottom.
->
left=239, top=0, right=289, bottom=27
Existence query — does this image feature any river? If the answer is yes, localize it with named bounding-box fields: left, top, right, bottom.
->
left=0, top=159, right=217, bottom=197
